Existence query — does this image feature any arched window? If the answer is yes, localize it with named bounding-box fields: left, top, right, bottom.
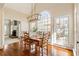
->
left=37, top=11, right=51, bottom=32
left=40, top=11, right=51, bottom=19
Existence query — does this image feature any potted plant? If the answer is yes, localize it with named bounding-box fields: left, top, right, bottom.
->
left=32, top=27, right=37, bottom=32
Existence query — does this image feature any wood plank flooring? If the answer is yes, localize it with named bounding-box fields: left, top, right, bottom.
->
left=0, top=40, right=73, bottom=56
left=52, top=44, right=74, bottom=56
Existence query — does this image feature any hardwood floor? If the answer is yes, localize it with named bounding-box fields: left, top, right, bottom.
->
left=0, top=41, right=73, bottom=56
left=52, top=44, right=74, bottom=56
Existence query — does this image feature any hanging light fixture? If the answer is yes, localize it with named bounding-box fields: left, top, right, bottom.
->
left=27, top=3, right=39, bottom=21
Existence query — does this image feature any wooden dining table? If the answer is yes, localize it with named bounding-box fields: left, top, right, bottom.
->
left=21, top=34, right=43, bottom=56
left=29, top=37, right=43, bottom=56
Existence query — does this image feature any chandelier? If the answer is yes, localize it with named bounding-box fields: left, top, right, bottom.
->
left=27, top=3, right=39, bottom=21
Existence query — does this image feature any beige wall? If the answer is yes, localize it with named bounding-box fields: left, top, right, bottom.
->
left=3, top=7, right=27, bottom=21
left=36, top=3, right=74, bottom=48
left=36, top=3, right=73, bottom=16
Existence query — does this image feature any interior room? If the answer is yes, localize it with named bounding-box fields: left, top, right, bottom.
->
left=0, top=3, right=78, bottom=56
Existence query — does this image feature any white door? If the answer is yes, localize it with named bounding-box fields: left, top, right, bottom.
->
left=52, top=16, right=69, bottom=47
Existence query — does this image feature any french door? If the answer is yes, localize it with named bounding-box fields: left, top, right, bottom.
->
left=52, top=16, right=69, bottom=47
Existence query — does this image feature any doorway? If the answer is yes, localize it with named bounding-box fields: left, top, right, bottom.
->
left=52, top=16, right=69, bottom=47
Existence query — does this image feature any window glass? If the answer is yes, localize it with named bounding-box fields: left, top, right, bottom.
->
left=37, top=11, right=51, bottom=32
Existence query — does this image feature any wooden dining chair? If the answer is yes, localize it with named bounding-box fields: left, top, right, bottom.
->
left=22, top=32, right=37, bottom=56
left=39, top=32, right=50, bottom=56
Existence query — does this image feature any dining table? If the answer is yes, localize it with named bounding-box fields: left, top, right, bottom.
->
left=21, top=33, right=44, bottom=56
left=29, top=35, right=43, bottom=56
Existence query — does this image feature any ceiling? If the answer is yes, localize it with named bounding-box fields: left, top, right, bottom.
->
left=4, top=3, right=33, bottom=15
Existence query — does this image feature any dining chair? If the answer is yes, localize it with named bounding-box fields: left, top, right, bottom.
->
left=39, top=32, right=50, bottom=56
left=22, top=32, right=37, bottom=56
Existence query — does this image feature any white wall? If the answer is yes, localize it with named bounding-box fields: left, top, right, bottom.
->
left=21, top=20, right=29, bottom=33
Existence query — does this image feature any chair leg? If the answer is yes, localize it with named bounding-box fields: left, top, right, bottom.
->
left=41, top=48, right=43, bottom=56
left=47, top=46, right=48, bottom=56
